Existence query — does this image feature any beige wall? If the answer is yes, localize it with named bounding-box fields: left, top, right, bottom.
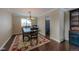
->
left=38, top=9, right=64, bottom=42
left=37, top=16, right=45, bottom=36
left=12, top=15, right=21, bottom=34
left=0, top=10, right=12, bottom=47
left=64, top=11, right=70, bottom=40
left=12, top=15, right=37, bottom=34
left=59, top=10, right=65, bottom=42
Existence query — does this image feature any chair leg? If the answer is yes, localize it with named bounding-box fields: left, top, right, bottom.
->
left=30, top=39, right=33, bottom=46
left=35, top=37, right=38, bottom=45
left=29, top=37, right=33, bottom=46
left=23, top=35, right=24, bottom=42
left=36, top=39, right=38, bottom=45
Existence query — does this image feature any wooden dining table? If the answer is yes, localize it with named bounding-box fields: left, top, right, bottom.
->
left=22, top=27, right=38, bottom=42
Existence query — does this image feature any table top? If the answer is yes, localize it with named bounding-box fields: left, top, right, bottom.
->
left=23, top=27, right=38, bottom=33
left=23, top=28, right=31, bottom=33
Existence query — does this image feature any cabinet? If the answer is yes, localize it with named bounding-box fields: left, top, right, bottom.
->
left=69, top=9, right=79, bottom=46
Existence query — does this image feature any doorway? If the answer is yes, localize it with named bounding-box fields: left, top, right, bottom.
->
left=45, top=16, right=50, bottom=38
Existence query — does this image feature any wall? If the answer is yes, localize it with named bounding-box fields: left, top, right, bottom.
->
left=0, top=10, right=12, bottom=48
left=38, top=9, right=64, bottom=42
left=12, top=15, right=37, bottom=34
left=12, top=15, right=21, bottom=34
left=59, top=10, right=65, bottom=42
left=64, top=11, right=70, bottom=40
left=37, top=16, right=45, bottom=36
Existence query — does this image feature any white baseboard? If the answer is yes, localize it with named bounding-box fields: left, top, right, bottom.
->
left=39, top=32, right=64, bottom=43
left=39, top=32, right=45, bottom=36
left=0, top=35, right=12, bottom=50
left=50, top=36, right=61, bottom=43
left=39, top=32, right=62, bottom=43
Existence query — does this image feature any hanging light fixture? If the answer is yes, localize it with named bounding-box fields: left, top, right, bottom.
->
left=28, top=11, right=32, bottom=20
left=27, top=11, right=32, bottom=26
left=28, top=11, right=35, bottom=20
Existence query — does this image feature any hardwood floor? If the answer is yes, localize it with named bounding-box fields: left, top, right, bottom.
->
left=32, top=40, right=79, bottom=51
left=31, top=40, right=69, bottom=51
left=2, top=34, right=79, bottom=51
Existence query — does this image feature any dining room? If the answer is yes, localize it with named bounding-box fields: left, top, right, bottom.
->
left=1, top=8, right=52, bottom=51
left=1, top=8, right=79, bottom=51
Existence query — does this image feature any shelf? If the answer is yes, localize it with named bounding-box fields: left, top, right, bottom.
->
left=71, top=14, right=79, bottom=17
left=70, top=9, right=79, bottom=46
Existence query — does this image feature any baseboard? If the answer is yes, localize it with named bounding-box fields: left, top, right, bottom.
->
left=13, top=33, right=22, bottom=35
left=0, top=35, right=12, bottom=50
left=39, top=32, right=62, bottom=43
left=50, top=36, right=61, bottom=43
left=13, top=32, right=22, bottom=35
left=39, top=32, right=45, bottom=36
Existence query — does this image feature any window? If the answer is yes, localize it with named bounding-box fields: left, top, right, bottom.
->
left=21, top=18, right=31, bottom=27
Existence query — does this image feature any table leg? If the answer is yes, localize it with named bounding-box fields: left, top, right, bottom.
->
left=23, top=35, right=24, bottom=42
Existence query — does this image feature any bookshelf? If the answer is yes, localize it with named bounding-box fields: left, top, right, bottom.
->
left=69, top=9, right=79, bottom=46
left=70, top=9, right=79, bottom=30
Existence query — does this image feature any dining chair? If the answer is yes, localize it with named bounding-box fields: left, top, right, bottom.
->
left=29, top=28, right=38, bottom=45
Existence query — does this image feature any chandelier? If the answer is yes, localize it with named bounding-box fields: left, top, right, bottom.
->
left=28, top=11, right=32, bottom=20
left=28, top=11, right=35, bottom=20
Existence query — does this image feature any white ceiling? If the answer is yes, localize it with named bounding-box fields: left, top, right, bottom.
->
left=0, top=8, right=75, bottom=17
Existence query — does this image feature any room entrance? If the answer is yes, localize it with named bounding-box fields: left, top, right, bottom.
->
left=45, top=16, right=50, bottom=38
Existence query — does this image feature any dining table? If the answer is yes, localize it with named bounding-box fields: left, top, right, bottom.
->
left=22, top=27, right=38, bottom=42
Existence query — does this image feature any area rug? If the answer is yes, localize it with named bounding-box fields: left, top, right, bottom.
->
left=9, top=34, right=50, bottom=51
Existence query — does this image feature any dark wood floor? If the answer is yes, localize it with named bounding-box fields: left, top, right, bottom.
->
left=2, top=35, right=79, bottom=51
left=32, top=40, right=79, bottom=51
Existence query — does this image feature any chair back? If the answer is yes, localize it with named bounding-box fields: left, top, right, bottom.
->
left=30, top=27, right=38, bottom=39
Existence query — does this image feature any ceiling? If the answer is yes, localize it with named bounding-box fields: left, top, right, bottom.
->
left=0, top=8, right=74, bottom=17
